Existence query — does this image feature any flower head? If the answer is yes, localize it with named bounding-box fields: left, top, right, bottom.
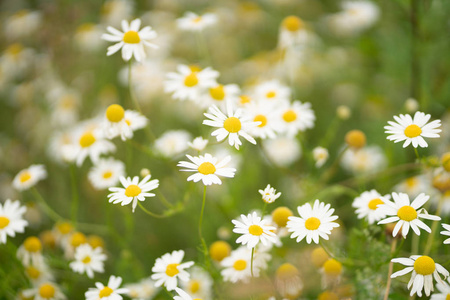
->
left=258, top=184, right=281, bottom=204
left=88, top=158, right=125, bottom=190
left=0, top=199, right=28, bottom=244
left=176, top=12, right=218, bottom=32
left=85, top=275, right=129, bottom=300
left=232, top=211, right=277, bottom=249
left=151, top=250, right=194, bottom=291
left=69, top=243, right=107, bottom=278
left=13, top=165, right=47, bottom=191
left=352, top=189, right=389, bottom=225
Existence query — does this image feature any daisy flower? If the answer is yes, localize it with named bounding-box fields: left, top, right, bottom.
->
left=384, top=111, right=441, bottom=148
left=313, top=147, right=329, bottom=168
left=164, top=65, right=219, bottom=102
left=22, top=282, right=66, bottom=300
left=243, top=100, right=278, bottom=139
left=102, top=18, right=158, bottom=62
left=173, top=288, right=197, bottom=300
left=154, top=130, right=191, bottom=159
left=180, top=266, right=213, bottom=299
left=253, top=80, right=291, bottom=103
left=187, top=136, right=209, bottom=152
left=88, top=158, right=125, bottom=190
left=258, top=184, right=282, bottom=204
left=69, top=243, right=107, bottom=278
left=71, top=127, right=116, bottom=167
left=391, top=255, right=449, bottom=297
left=151, top=250, right=194, bottom=291
left=203, top=104, right=258, bottom=150
left=176, top=12, right=218, bottom=32
left=24, top=262, right=54, bottom=286
left=125, top=278, right=159, bottom=300
left=0, top=199, right=28, bottom=244
left=286, top=200, right=340, bottom=244
left=17, top=236, right=44, bottom=266
left=199, top=83, right=240, bottom=110
left=123, top=110, right=148, bottom=133
left=393, top=175, right=431, bottom=198
left=352, top=189, right=389, bottom=225
left=274, top=101, right=316, bottom=137
left=177, top=153, right=236, bottom=186
left=377, top=192, right=440, bottom=238
left=221, top=246, right=271, bottom=283
left=278, top=15, right=316, bottom=49
left=107, top=175, right=159, bottom=213
left=440, top=224, right=450, bottom=244
left=85, top=275, right=129, bottom=300
left=431, top=278, right=450, bottom=300
left=232, top=211, right=277, bottom=249
left=341, top=145, right=387, bottom=175
left=262, top=136, right=302, bottom=167
left=12, top=165, right=47, bottom=191
left=275, top=263, right=303, bottom=299
left=103, top=104, right=135, bottom=141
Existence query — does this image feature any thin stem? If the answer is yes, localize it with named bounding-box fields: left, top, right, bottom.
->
left=69, top=164, right=79, bottom=224
left=424, top=194, right=445, bottom=255
left=251, top=247, right=255, bottom=277
left=383, top=238, right=398, bottom=300
left=31, top=188, right=62, bottom=222
left=261, top=202, right=268, bottom=217
left=137, top=201, right=167, bottom=218
left=413, top=147, right=420, bottom=159
left=157, top=191, right=174, bottom=208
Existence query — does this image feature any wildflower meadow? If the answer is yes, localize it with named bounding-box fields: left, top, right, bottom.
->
left=1, top=0, right=450, bottom=299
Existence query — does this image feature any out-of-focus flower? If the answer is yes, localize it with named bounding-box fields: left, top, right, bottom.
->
left=313, top=147, right=329, bottom=168
left=69, top=243, right=107, bottom=278
left=262, top=136, right=302, bottom=167
left=88, top=158, right=125, bottom=190
left=188, top=137, right=209, bottom=152
left=74, top=23, right=104, bottom=52
left=13, top=165, right=47, bottom=191
left=180, top=266, right=213, bottom=299
left=341, top=145, right=387, bottom=174
left=154, top=130, right=191, bottom=158
left=274, top=101, right=315, bottom=137
left=275, top=263, right=303, bottom=299
left=17, top=236, right=44, bottom=266
left=221, top=246, right=271, bottom=283
left=176, top=12, right=218, bottom=32
left=4, top=10, right=42, bottom=40
left=0, top=199, right=28, bottom=244
left=23, top=282, right=66, bottom=300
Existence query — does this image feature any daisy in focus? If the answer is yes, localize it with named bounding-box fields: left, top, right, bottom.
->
left=69, top=243, right=107, bottom=278
left=177, top=153, right=236, bottom=186
left=88, top=158, right=125, bottom=190
left=352, top=189, right=389, bottom=225
left=85, top=275, right=129, bottom=300
left=232, top=211, right=277, bottom=249
left=391, top=255, right=449, bottom=297
left=107, top=175, right=159, bottom=212
left=151, top=250, right=194, bottom=291
left=286, top=200, right=340, bottom=244
left=384, top=111, right=441, bottom=148
left=203, top=104, right=258, bottom=150
left=0, top=199, right=28, bottom=243
left=102, top=18, right=158, bottom=62
left=377, top=192, right=440, bottom=238
left=258, top=184, right=281, bottom=204
left=176, top=12, right=218, bottom=32
left=440, top=224, right=450, bottom=244
left=12, top=164, right=47, bottom=191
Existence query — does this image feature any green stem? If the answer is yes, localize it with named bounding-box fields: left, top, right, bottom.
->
left=261, top=202, right=268, bottom=217
left=413, top=147, right=420, bottom=160
left=69, top=164, right=79, bottom=224
left=383, top=238, right=398, bottom=300
left=31, top=188, right=62, bottom=222
left=251, top=247, right=255, bottom=277
left=137, top=201, right=167, bottom=218
left=198, top=186, right=209, bottom=260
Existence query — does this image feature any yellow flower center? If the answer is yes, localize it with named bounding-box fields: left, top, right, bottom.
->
left=24, top=237, right=42, bottom=252
left=318, top=291, right=339, bottom=300
left=223, top=117, right=241, bottom=133
left=198, top=162, right=216, bottom=175
left=77, top=23, right=95, bottom=33
left=233, top=259, right=247, bottom=271
left=239, top=95, right=251, bottom=104
left=193, top=16, right=202, bottom=23
left=189, top=65, right=201, bottom=72
left=413, top=256, right=436, bottom=275
left=311, top=247, right=329, bottom=268
left=99, top=286, right=113, bottom=298
left=26, top=266, right=41, bottom=279
left=282, top=110, right=297, bottom=123
left=272, top=207, right=293, bottom=227
left=7, top=43, right=23, bottom=56
left=70, top=232, right=87, bottom=247
left=368, top=198, right=384, bottom=210
left=88, top=235, right=105, bottom=249
left=165, top=263, right=180, bottom=277
left=209, top=85, right=225, bottom=101
left=276, top=263, right=299, bottom=279
left=209, top=241, right=231, bottom=262
left=82, top=256, right=91, bottom=264
left=248, top=224, right=263, bottom=236
left=446, top=294, right=450, bottom=300
left=397, top=205, right=417, bottom=221
left=304, top=217, right=321, bottom=230
left=103, top=171, right=113, bottom=179
left=0, top=216, right=10, bottom=229
left=404, top=124, right=422, bottom=138
left=106, top=104, right=125, bottom=122
left=189, top=280, right=200, bottom=294
left=405, top=177, right=417, bottom=188
left=39, top=283, right=55, bottom=298
left=282, top=16, right=303, bottom=32
left=20, top=171, right=31, bottom=183
left=57, top=222, right=73, bottom=234
left=345, top=130, right=366, bottom=149
left=253, top=115, right=267, bottom=128
left=323, top=259, right=343, bottom=277
left=184, top=73, right=199, bottom=87
left=125, top=184, right=141, bottom=197
left=123, top=30, right=140, bottom=44
left=266, top=91, right=276, bottom=98
left=79, top=132, right=96, bottom=148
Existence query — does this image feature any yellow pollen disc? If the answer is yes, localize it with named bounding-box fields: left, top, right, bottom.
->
left=39, top=283, right=55, bottom=298
left=405, top=177, right=417, bottom=188
left=282, top=110, right=297, bottom=123
left=77, top=23, right=95, bottom=33
left=60, top=96, right=75, bottom=109
left=165, top=263, right=180, bottom=277
left=249, top=224, right=263, bottom=236
left=271, top=207, right=293, bottom=227
left=193, top=16, right=202, bottom=23
left=123, top=30, right=140, bottom=44
left=189, top=280, right=200, bottom=294
left=323, top=259, right=343, bottom=277
left=254, top=115, right=267, bottom=128
left=368, top=198, right=384, bottom=210
left=311, top=247, right=329, bottom=268
left=26, top=266, right=41, bottom=279
left=223, top=117, right=241, bottom=133
left=57, top=222, right=73, bottom=234
left=99, top=286, right=113, bottom=298
left=266, top=91, right=276, bottom=98
left=397, top=205, right=417, bottom=221
left=446, top=294, right=450, bottom=300
left=240, top=95, right=251, bottom=104
left=88, top=235, right=105, bottom=249
left=318, top=291, right=339, bottom=300
left=20, top=171, right=31, bottom=183
left=189, top=65, right=201, bottom=72
left=125, top=184, right=142, bottom=197
left=70, top=232, right=87, bottom=247
left=345, top=130, right=366, bottom=149
left=7, top=43, right=24, bottom=56
left=304, top=217, right=321, bottom=230
left=103, top=171, right=113, bottom=179
left=282, top=16, right=303, bottom=32
left=276, top=263, right=299, bottom=279
left=0, top=216, right=10, bottom=229
left=414, top=256, right=435, bottom=275
left=404, top=124, right=422, bottom=138
left=209, top=85, right=225, bottom=101
left=184, top=73, right=199, bottom=87
left=198, top=162, right=216, bottom=175
left=106, top=104, right=125, bottom=122
left=79, top=132, right=96, bottom=148
left=24, top=237, right=42, bottom=252
left=233, top=259, right=247, bottom=271
left=82, top=256, right=91, bottom=264
left=209, top=241, right=231, bottom=262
